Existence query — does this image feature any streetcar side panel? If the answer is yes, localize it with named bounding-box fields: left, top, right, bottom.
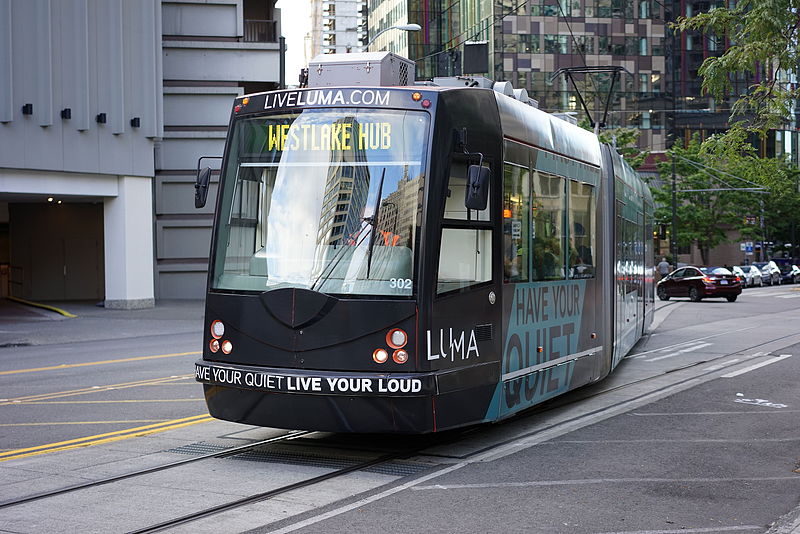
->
left=418, top=88, right=506, bottom=430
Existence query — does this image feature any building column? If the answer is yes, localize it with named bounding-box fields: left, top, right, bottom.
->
left=103, top=176, right=155, bottom=309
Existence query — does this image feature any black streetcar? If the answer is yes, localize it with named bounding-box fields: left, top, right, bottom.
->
left=193, top=52, right=654, bottom=433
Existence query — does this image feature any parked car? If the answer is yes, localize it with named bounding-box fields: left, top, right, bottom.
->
left=657, top=266, right=742, bottom=302
left=778, top=263, right=800, bottom=284
left=732, top=265, right=763, bottom=288
left=752, top=261, right=781, bottom=285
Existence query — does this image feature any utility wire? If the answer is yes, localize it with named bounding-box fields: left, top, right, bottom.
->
left=672, top=154, right=768, bottom=194
left=555, top=1, right=604, bottom=114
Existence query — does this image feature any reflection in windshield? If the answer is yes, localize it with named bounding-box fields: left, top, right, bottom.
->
left=212, top=108, right=429, bottom=297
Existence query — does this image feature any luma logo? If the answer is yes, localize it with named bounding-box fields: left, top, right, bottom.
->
left=426, top=328, right=480, bottom=362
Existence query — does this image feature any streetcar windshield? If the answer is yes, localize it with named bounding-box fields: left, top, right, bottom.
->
left=211, top=108, right=429, bottom=297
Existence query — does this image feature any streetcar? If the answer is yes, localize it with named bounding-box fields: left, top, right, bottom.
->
left=193, top=52, right=654, bottom=433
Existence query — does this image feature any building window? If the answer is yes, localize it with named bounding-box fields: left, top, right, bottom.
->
left=519, top=34, right=540, bottom=53
left=573, top=35, right=595, bottom=54
left=544, top=35, right=569, bottom=54
left=639, top=73, right=649, bottom=93
left=598, top=36, right=611, bottom=54
left=651, top=72, right=662, bottom=94
left=625, top=37, right=638, bottom=55
left=652, top=37, right=664, bottom=55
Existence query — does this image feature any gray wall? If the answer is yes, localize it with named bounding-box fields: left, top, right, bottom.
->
left=156, top=0, right=282, bottom=298
left=0, top=0, right=162, bottom=176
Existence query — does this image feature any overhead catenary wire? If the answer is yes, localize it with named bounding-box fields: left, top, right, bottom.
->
left=674, top=153, right=767, bottom=190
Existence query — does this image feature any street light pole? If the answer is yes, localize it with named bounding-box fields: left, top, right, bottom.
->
left=363, top=24, right=421, bottom=52
left=671, top=155, right=677, bottom=265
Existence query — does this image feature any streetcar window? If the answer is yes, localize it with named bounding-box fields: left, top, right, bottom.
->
left=437, top=228, right=492, bottom=293
left=503, top=161, right=529, bottom=283
left=568, top=180, right=595, bottom=279
left=437, top=150, right=493, bottom=294
left=531, top=171, right=565, bottom=281
left=444, top=157, right=490, bottom=222
left=211, top=108, right=429, bottom=297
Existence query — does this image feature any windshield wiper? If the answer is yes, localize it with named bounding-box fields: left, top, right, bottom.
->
left=365, top=168, right=386, bottom=280
left=309, top=219, right=372, bottom=292
left=310, top=167, right=386, bottom=291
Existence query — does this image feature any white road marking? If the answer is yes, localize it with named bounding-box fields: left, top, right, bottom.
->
left=411, top=476, right=800, bottom=490
left=703, top=358, right=740, bottom=370
left=632, top=410, right=800, bottom=417
left=592, top=526, right=762, bottom=533
left=722, top=354, right=793, bottom=378
left=644, top=342, right=712, bottom=362
left=628, top=327, right=757, bottom=359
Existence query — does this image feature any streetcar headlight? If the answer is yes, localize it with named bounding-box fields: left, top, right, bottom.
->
left=209, top=339, right=220, bottom=353
left=373, top=348, right=389, bottom=364
left=221, top=340, right=233, bottom=354
left=392, top=349, right=409, bottom=364
left=210, top=320, right=225, bottom=339
left=386, top=328, right=407, bottom=349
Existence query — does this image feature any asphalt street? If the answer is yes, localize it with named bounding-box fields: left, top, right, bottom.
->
left=1, top=290, right=799, bottom=533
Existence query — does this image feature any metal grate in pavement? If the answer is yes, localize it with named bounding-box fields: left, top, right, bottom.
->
left=166, top=442, right=429, bottom=477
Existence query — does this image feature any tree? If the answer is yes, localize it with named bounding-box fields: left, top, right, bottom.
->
left=672, top=0, right=800, bottom=133
left=578, top=118, right=649, bottom=169
left=651, top=129, right=800, bottom=263
left=651, top=135, right=741, bottom=265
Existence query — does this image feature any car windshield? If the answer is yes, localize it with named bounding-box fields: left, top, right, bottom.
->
left=753, top=262, right=767, bottom=269
left=211, top=108, right=430, bottom=297
left=779, top=264, right=792, bottom=273
left=739, top=266, right=752, bottom=273
left=701, top=267, right=731, bottom=275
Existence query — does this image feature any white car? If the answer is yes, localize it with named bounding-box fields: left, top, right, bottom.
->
left=732, top=265, right=762, bottom=287
left=752, top=260, right=781, bottom=285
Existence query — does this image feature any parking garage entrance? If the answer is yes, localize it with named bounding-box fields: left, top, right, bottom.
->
left=8, top=202, right=104, bottom=301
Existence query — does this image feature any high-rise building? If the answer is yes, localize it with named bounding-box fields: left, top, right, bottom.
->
left=672, top=0, right=798, bottom=164
left=311, top=0, right=367, bottom=55
left=404, top=0, right=797, bottom=158
left=408, top=0, right=670, bottom=151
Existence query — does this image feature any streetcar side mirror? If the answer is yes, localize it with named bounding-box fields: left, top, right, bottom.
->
left=465, top=165, right=490, bottom=211
left=195, top=167, right=212, bottom=208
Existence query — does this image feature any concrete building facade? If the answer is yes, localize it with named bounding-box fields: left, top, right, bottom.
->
left=0, top=0, right=283, bottom=305
left=310, top=0, right=367, bottom=56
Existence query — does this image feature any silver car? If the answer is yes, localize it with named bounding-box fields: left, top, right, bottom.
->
left=752, top=261, right=781, bottom=285
left=733, top=265, right=763, bottom=288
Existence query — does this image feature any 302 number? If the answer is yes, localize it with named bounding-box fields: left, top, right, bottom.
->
left=389, top=278, right=412, bottom=290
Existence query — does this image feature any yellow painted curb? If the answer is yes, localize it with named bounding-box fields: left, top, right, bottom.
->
left=7, top=296, right=77, bottom=318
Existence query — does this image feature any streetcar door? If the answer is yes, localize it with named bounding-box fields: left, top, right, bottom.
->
left=429, top=151, right=502, bottom=427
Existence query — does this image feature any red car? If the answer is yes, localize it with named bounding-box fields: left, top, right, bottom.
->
left=656, top=266, right=742, bottom=302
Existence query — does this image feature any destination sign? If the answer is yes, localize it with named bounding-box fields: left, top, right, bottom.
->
left=267, top=122, right=391, bottom=152
left=195, top=362, right=432, bottom=397
left=264, top=89, right=392, bottom=110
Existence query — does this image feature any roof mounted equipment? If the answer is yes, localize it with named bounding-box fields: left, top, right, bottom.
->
left=308, top=52, right=416, bottom=88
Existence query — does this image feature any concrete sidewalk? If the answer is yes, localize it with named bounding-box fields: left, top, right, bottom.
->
left=0, top=298, right=205, bottom=347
